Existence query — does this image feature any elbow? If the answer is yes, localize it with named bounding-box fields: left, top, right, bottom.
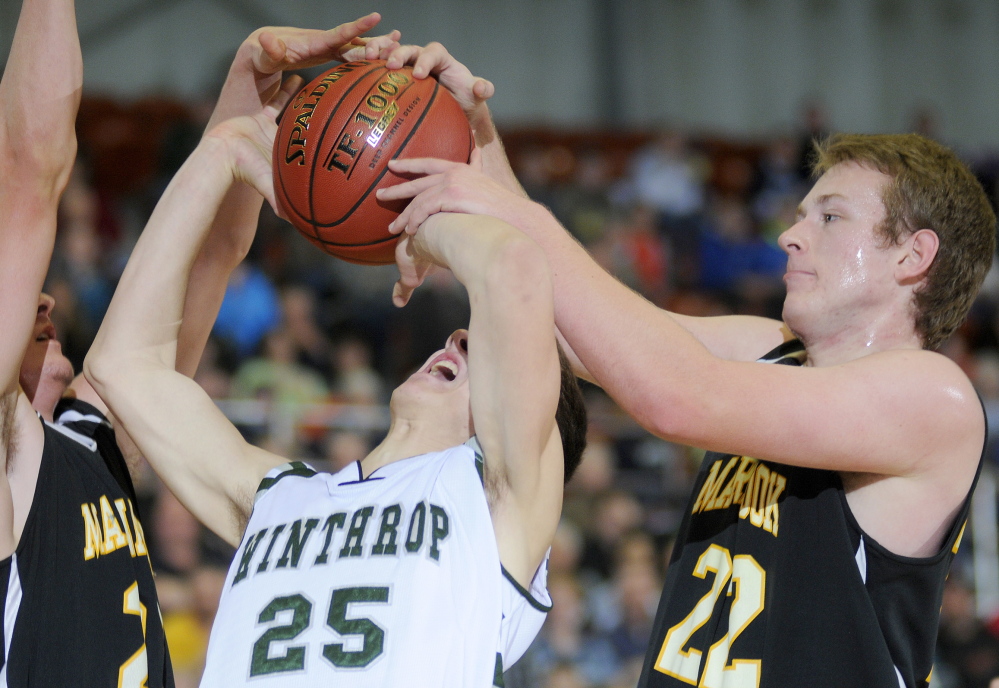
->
left=82, top=335, right=131, bottom=399
left=82, top=349, right=113, bottom=398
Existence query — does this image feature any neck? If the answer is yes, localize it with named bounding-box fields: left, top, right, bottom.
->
left=27, top=385, right=63, bottom=423
left=795, top=311, right=923, bottom=367
left=361, top=417, right=468, bottom=478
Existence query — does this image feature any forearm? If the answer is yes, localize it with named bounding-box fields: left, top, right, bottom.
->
left=510, top=202, right=726, bottom=436
left=171, top=37, right=274, bottom=377
left=175, top=184, right=262, bottom=377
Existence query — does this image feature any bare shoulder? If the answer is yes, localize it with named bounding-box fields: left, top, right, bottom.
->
left=849, top=348, right=981, bottom=423
left=845, top=348, right=984, bottom=468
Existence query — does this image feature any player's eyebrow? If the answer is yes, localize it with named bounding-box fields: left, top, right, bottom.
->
left=797, top=193, right=847, bottom=219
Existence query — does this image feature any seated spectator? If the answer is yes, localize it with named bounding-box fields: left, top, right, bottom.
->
left=231, top=327, right=329, bottom=406
left=533, top=573, right=621, bottom=686
left=213, top=262, right=282, bottom=358
left=697, top=195, right=786, bottom=312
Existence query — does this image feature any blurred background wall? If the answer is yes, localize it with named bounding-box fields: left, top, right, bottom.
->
left=3, top=0, right=999, bottom=148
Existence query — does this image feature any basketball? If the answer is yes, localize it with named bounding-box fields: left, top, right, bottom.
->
left=273, top=60, right=473, bottom=265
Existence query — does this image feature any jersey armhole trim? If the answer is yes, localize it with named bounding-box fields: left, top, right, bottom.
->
left=255, top=462, right=317, bottom=503
left=501, top=566, right=552, bottom=612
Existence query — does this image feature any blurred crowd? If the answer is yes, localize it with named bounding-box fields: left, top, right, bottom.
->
left=50, top=96, right=999, bottom=687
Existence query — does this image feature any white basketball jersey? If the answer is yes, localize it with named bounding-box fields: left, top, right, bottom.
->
left=199, top=439, right=551, bottom=687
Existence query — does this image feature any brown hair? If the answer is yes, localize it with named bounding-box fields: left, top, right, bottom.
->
left=811, top=133, right=996, bottom=350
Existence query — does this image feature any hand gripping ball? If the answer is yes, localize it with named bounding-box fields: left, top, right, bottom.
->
left=273, top=60, right=473, bottom=265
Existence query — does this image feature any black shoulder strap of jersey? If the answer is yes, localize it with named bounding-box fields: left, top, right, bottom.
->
left=53, top=397, right=139, bottom=509
left=946, top=391, right=989, bottom=553
left=759, top=338, right=807, bottom=366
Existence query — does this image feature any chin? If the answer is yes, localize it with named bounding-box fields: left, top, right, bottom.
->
left=21, top=355, right=74, bottom=406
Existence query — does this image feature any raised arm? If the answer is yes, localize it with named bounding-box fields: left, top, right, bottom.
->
left=0, top=0, right=81, bottom=555
left=0, top=0, right=81, bottom=400
left=70, top=17, right=400, bottom=412
left=84, top=81, right=301, bottom=546
left=395, top=213, right=563, bottom=587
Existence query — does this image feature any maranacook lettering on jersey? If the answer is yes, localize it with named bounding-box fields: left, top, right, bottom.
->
left=81, top=494, right=149, bottom=561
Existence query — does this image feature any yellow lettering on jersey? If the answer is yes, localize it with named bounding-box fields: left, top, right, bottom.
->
left=763, top=474, right=786, bottom=536
left=728, top=456, right=757, bottom=509
left=129, top=503, right=149, bottom=557
left=101, top=495, right=128, bottom=554
left=737, top=463, right=757, bottom=521
left=748, top=464, right=770, bottom=527
left=709, top=457, right=744, bottom=510
left=82, top=503, right=103, bottom=560
left=115, top=499, right=137, bottom=557
left=692, top=460, right=723, bottom=513
left=707, top=458, right=740, bottom=510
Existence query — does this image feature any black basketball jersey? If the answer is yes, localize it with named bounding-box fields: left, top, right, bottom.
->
left=0, top=398, right=173, bottom=687
left=638, top=340, right=984, bottom=688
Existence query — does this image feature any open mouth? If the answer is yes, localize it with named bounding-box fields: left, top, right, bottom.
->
left=430, top=360, right=458, bottom=382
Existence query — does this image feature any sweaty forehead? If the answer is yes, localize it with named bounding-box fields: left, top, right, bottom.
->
left=805, top=162, right=890, bottom=211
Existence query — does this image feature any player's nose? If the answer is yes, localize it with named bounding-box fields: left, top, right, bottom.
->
left=778, top=222, right=805, bottom=255
left=38, top=292, right=55, bottom=317
left=447, top=329, right=469, bottom=355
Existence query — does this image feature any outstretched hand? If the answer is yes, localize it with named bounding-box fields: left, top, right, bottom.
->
left=378, top=149, right=523, bottom=235
left=204, top=76, right=302, bottom=215
left=381, top=42, right=494, bottom=131
left=214, top=14, right=401, bottom=124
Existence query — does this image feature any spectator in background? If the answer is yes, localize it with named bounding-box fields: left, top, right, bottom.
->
left=213, top=261, right=282, bottom=357
left=321, top=428, right=373, bottom=472
left=554, top=146, right=616, bottom=245
left=331, top=331, right=385, bottom=403
left=533, top=573, right=621, bottom=686
left=750, top=134, right=807, bottom=226
left=936, top=575, right=999, bottom=688
left=231, top=326, right=329, bottom=406
left=620, top=129, right=707, bottom=226
left=697, top=195, right=786, bottom=314
left=280, top=283, right=334, bottom=379
left=591, top=205, right=670, bottom=305
left=794, top=98, right=831, bottom=180
left=578, top=489, right=645, bottom=582
left=515, top=142, right=562, bottom=211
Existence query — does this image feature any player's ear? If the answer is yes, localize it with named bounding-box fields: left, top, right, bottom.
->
left=896, top=228, right=938, bottom=286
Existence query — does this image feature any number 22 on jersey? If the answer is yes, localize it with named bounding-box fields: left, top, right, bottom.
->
left=654, top=544, right=765, bottom=687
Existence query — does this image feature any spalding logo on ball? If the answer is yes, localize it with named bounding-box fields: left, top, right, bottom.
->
left=273, top=60, right=473, bottom=265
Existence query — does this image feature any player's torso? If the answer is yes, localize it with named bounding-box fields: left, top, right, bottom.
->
left=5, top=408, right=170, bottom=687
left=201, top=447, right=505, bottom=687
left=640, top=450, right=967, bottom=688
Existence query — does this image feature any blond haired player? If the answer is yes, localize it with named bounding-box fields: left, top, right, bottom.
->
left=378, top=42, right=995, bottom=688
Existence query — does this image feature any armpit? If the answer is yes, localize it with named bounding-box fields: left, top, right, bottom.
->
left=0, top=391, right=18, bottom=473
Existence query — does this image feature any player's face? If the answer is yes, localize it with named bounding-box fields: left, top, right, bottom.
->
left=778, top=162, right=900, bottom=341
left=391, top=329, right=473, bottom=437
left=19, top=293, right=74, bottom=407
